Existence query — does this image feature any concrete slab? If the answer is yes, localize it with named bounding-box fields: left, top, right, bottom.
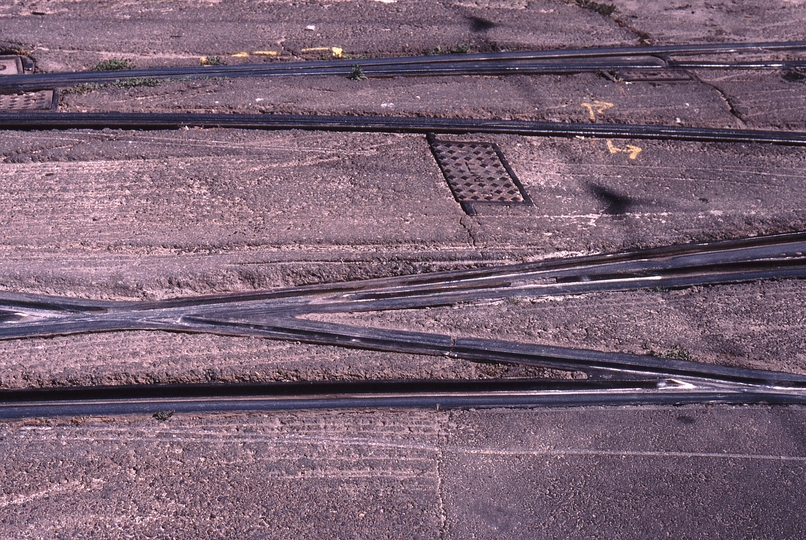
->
left=0, top=0, right=636, bottom=73
left=1, top=405, right=804, bottom=538
left=441, top=405, right=806, bottom=539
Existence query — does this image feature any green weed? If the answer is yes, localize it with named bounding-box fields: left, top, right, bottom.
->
left=424, top=44, right=471, bottom=56
left=348, top=64, right=367, bottom=81
left=112, top=78, right=160, bottom=89
left=200, top=56, right=226, bottom=66
left=62, top=83, right=106, bottom=95
left=575, top=0, right=616, bottom=17
left=91, top=58, right=135, bottom=71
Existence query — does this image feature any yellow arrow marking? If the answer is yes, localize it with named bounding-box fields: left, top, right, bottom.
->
left=581, top=100, right=614, bottom=121
left=606, top=140, right=642, bottom=160
left=625, top=144, right=642, bottom=159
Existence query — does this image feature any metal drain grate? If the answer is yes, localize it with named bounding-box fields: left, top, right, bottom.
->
left=610, top=69, right=693, bottom=82
left=428, top=135, right=531, bottom=215
left=0, top=90, right=57, bottom=112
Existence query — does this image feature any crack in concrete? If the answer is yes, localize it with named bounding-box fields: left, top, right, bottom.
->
left=692, top=75, right=748, bottom=128
left=435, top=410, right=450, bottom=539
left=610, top=16, right=653, bottom=45
left=459, top=215, right=478, bottom=248
left=575, top=2, right=747, bottom=129
left=573, top=1, right=653, bottom=45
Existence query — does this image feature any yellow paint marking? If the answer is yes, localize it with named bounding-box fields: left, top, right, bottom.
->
left=606, top=140, right=642, bottom=160
left=253, top=51, right=280, bottom=56
left=625, top=145, right=642, bottom=159
left=300, top=47, right=344, bottom=58
left=581, top=100, right=614, bottom=121
left=233, top=52, right=250, bottom=58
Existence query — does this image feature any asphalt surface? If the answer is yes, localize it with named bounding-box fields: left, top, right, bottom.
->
left=1, top=0, right=806, bottom=537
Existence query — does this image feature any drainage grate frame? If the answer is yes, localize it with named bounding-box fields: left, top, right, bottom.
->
left=0, top=56, right=23, bottom=76
left=0, top=89, right=59, bottom=112
left=609, top=69, right=693, bottom=82
left=427, top=134, right=532, bottom=215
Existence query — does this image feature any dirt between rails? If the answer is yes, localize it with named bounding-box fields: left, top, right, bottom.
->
left=55, top=66, right=806, bottom=132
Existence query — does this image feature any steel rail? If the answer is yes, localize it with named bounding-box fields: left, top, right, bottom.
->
left=1, top=231, right=803, bottom=319
left=5, top=60, right=805, bottom=92
left=669, top=60, right=806, bottom=69
left=2, top=112, right=806, bottom=145
left=1, top=230, right=803, bottom=315
left=1, top=41, right=804, bottom=92
left=1, top=377, right=804, bottom=419
left=172, top=317, right=806, bottom=385
left=0, top=60, right=671, bottom=92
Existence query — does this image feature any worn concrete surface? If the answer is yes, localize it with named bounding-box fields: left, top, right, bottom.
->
left=608, top=0, right=806, bottom=44
left=1, top=0, right=637, bottom=72
left=1, top=405, right=805, bottom=539
left=2, top=130, right=805, bottom=295
left=59, top=73, right=743, bottom=128
left=1, top=0, right=806, bottom=537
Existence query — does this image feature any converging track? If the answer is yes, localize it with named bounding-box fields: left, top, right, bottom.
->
left=2, top=40, right=806, bottom=92
left=1, top=232, right=805, bottom=417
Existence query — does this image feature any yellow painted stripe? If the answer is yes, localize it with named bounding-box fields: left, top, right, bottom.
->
left=300, top=47, right=343, bottom=58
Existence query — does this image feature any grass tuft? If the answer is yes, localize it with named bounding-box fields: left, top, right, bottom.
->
left=153, top=410, right=174, bottom=421
left=646, top=344, right=694, bottom=362
left=112, top=78, right=161, bottom=89
left=575, top=0, right=616, bottom=17
left=348, top=64, right=367, bottom=81
left=200, top=56, right=226, bottom=66
left=91, top=58, right=135, bottom=71
left=424, top=44, right=472, bottom=56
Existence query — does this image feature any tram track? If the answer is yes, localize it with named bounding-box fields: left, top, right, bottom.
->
left=1, top=41, right=805, bottom=92
left=1, top=231, right=805, bottom=418
left=1, top=377, right=805, bottom=420
left=2, top=112, right=806, bottom=145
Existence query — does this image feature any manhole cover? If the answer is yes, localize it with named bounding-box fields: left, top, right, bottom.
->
left=0, top=56, right=23, bottom=76
left=428, top=136, right=531, bottom=215
left=0, top=89, right=58, bottom=112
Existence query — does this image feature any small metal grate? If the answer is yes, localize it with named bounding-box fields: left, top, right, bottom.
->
left=428, top=136, right=531, bottom=215
left=0, top=90, right=57, bottom=112
left=0, top=56, right=23, bottom=76
left=611, top=69, right=693, bottom=82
